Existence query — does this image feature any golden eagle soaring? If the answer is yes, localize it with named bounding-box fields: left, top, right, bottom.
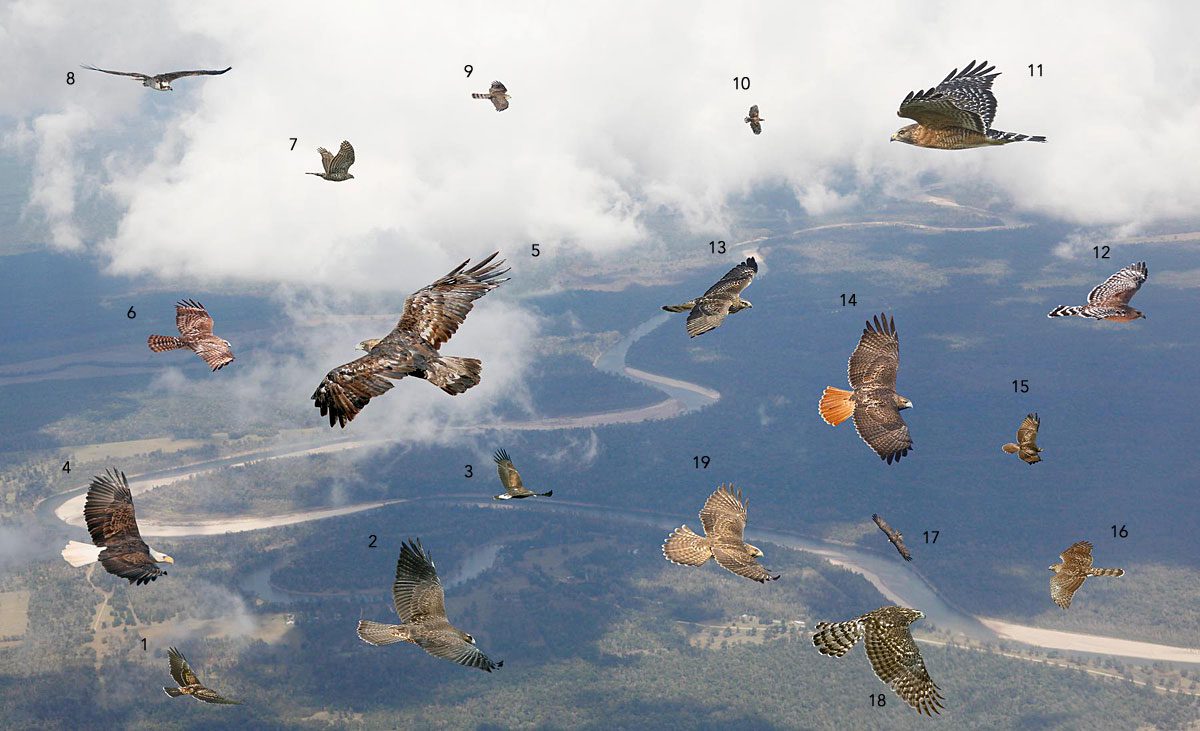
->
left=60, top=469, right=173, bottom=585
left=312, top=253, right=510, bottom=427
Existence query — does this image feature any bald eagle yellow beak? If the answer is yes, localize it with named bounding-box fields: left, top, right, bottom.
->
left=162, top=555, right=175, bottom=564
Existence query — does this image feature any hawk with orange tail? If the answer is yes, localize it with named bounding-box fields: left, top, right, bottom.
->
left=819, top=313, right=913, bottom=464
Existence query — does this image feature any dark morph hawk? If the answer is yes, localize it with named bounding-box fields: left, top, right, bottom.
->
left=1049, top=541, right=1125, bottom=609
left=892, top=60, right=1045, bottom=149
left=662, top=257, right=757, bottom=338
left=163, top=647, right=241, bottom=704
left=312, top=253, right=510, bottom=427
left=813, top=606, right=944, bottom=715
left=871, top=513, right=912, bottom=561
left=357, top=539, right=503, bottom=672
left=80, top=64, right=231, bottom=91
left=662, top=484, right=779, bottom=583
left=819, top=313, right=913, bottom=464
left=493, top=449, right=552, bottom=500
left=1048, top=262, right=1148, bottom=322
left=60, top=469, right=173, bottom=585
left=472, top=80, right=510, bottom=111
left=307, top=140, right=356, bottom=181
left=744, top=105, right=764, bottom=135
left=1002, top=413, right=1042, bottom=464
left=147, top=299, right=234, bottom=371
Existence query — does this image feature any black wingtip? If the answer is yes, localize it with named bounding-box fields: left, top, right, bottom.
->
left=494, top=448, right=509, bottom=464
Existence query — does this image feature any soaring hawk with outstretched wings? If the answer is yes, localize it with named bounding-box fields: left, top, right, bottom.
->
left=819, top=313, right=913, bottom=464
left=164, top=647, right=241, bottom=704
left=892, top=60, right=1045, bottom=149
left=357, top=539, right=503, bottom=672
left=871, top=513, right=912, bottom=561
left=493, top=449, right=552, bottom=500
left=662, top=484, right=779, bottom=583
left=1049, top=541, right=1125, bottom=609
left=744, top=105, right=764, bottom=135
left=1002, top=413, right=1043, bottom=464
left=147, top=299, right=234, bottom=371
left=813, top=606, right=944, bottom=715
left=80, top=64, right=231, bottom=91
left=60, top=469, right=174, bottom=584
left=472, top=80, right=510, bottom=111
left=1048, top=262, right=1148, bottom=322
left=312, top=253, right=510, bottom=428
left=307, top=140, right=356, bottom=181
left=662, top=257, right=757, bottom=337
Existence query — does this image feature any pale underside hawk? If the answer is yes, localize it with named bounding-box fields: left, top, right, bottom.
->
left=1049, top=541, right=1124, bottom=609
left=662, top=257, right=757, bottom=337
left=662, top=484, right=779, bottom=583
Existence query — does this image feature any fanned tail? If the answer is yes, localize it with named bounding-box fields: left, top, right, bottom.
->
left=424, top=356, right=482, bottom=395
left=812, top=619, right=864, bottom=657
left=148, top=335, right=186, bottom=352
left=662, top=300, right=695, bottom=313
left=819, top=387, right=855, bottom=426
left=1001, top=443, right=1019, bottom=454
left=62, top=540, right=101, bottom=567
left=662, top=525, right=712, bottom=567
left=1088, top=567, right=1125, bottom=577
left=356, top=620, right=408, bottom=646
left=987, top=129, right=1046, bottom=144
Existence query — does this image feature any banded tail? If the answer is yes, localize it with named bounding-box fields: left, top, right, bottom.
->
left=148, top=335, right=186, bottom=352
left=987, top=129, right=1046, bottom=144
left=662, top=525, right=713, bottom=567
left=424, top=356, right=482, bottom=395
left=662, top=300, right=695, bottom=313
left=1047, top=305, right=1086, bottom=318
left=163, top=687, right=185, bottom=698
left=819, top=386, right=855, bottom=426
left=356, top=619, right=409, bottom=646
left=470, top=93, right=490, bottom=99
left=1087, top=567, right=1124, bottom=578
left=62, top=540, right=102, bottom=567
left=812, top=619, right=865, bottom=657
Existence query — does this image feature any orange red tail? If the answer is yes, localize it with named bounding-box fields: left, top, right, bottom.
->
left=819, top=386, right=854, bottom=426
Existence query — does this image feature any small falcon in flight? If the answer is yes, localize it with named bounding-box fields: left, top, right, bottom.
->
left=312, top=253, right=509, bottom=428
left=1048, top=262, right=1148, bottom=322
left=813, top=606, right=944, bottom=715
left=357, top=539, right=503, bottom=672
left=819, top=313, right=913, bottom=464
left=147, top=299, right=234, bottom=371
left=1002, top=413, right=1043, bottom=464
left=164, top=647, right=241, bottom=704
left=744, top=105, right=764, bottom=135
left=61, top=469, right=174, bottom=585
left=472, top=80, right=510, bottom=111
left=662, top=484, right=779, bottom=583
left=892, top=60, right=1045, bottom=149
left=1049, top=541, right=1125, bottom=609
left=80, top=64, right=231, bottom=91
left=307, top=140, right=356, bottom=181
left=662, top=257, right=757, bottom=338
left=493, top=449, right=552, bottom=500
left=871, top=513, right=913, bottom=561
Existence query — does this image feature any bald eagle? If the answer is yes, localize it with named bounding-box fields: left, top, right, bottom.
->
left=61, top=469, right=174, bottom=585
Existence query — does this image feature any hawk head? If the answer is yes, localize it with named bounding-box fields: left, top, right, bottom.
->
left=732, top=299, right=753, bottom=312
left=891, top=125, right=918, bottom=145
left=1048, top=564, right=1060, bottom=573
left=1129, top=308, right=1146, bottom=320
left=894, top=394, right=914, bottom=410
left=459, top=631, right=476, bottom=645
left=357, top=338, right=382, bottom=352
left=743, top=543, right=764, bottom=558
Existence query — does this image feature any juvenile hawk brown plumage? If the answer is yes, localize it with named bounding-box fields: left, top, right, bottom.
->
left=1049, top=541, right=1124, bottom=609
left=472, top=80, right=510, bottom=111
left=1048, top=262, right=1147, bottom=322
left=307, top=140, right=355, bottom=181
left=744, top=105, right=763, bottom=135
left=147, top=299, right=234, bottom=371
left=662, top=484, right=779, bottom=583
left=164, top=647, right=241, bottom=704
left=662, top=257, right=757, bottom=337
left=1002, top=413, right=1042, bottom=464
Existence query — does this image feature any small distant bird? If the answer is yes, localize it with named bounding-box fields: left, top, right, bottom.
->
left=662, top=484, right=779, bottom=583
left=871, top=513, right=913, bottom=561
left=472, top=80, right=510, bottom=111
left=357, top=539, right=503, bottom=672
left=819, top=313, right=913, bottom=464
left=307, top=140, right=356, bottom=181
left=163, top=647, right=241, bottom=704
left=813, top=606, right=944, bottom=715
left=60, top=469, right=174, bottom=585
left=1049, top=541, right=1125, bottom=609
left=892, top=60, right=1044, bottom=149
left=493, top=449, right=552, bottom=500
left=80, top=64, right=231, bottom=91
left=312, top=253, right=510, bottom=428
left=744, top=105, right=764, bottom=135
left=662, top=257, right=757, bottom=338
left=1002, top=413, right=1043, bottom=464
left=147, top=299, right=234, bottom=371
left=1048, top=262, right=1148, bottom=322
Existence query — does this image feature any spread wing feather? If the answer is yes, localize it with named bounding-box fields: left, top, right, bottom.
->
left=328, top=140, right=355, bottom=176
left=416, top=632, right=502, bottom=672
left=848, top=314, right=911, bottom=463
left=156, top=67, right=232, bottom=82
left=82, top=471, right=164, bottom=585
left=684, top=257, right=757, bottom=337
left=391, top=539, right=448, bottom=624
left=396, top=253, right=511, bottom=350
left=698, top=484, right=747, bottom=542
left=712, top=545, right=778, bottom=582
left=311, top=351, right=410, bottom=428
left=863, top=613, right=944, bottom=715
left=317, top=147, right=334, bottom=175
left=175, top=299, right=214, bottom=337
left=1087, top=262, right=1147, bottom=305
left=872, top=514, right=912, bottom=561
left=493, top=448, right=532, bottom=496
left=168, top=647, right=197, bottom=687
left=897, top=60, right=999, bottom=132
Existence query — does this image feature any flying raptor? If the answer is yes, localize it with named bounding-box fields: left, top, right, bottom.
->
left=147, top=299, right=234, bottom=371
left=662, top=257, right=757, bottom=337
left=819, top=313, right=913, bottom=464
left=472, top=80, right=510, bottom=111
left=80, top=64, right=231, bottom=91
left=662, top=484, right=779, bottom=583
left=1048, top=262, right=1148, bottom=322
left=61, top=469, right=174, bottom=585
left=357, top=539, right=503, bottom=672
left=307, top=140, right=356, bottom=181
left=1002, top=413, right=1043, bottom=464
left=1049, top=541, right=1124, bottom=609
left=164, top=647, right=241, bottom=704
left=312, top=253, right=510, bottom=427
left=871, top=513, right=912, bottom=561
left=892, top=60, right=1044, bottom=149
left=493, top=449, right=552, bottom=500
left=744, top=105, right=764, bottom=135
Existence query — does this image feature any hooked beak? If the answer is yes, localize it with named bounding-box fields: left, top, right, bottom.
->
left=163, top=555, right=175, bottom=564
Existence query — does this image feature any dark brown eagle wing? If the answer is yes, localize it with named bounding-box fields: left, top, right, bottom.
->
left=872, top=513, right=912, bottom=561
left=167, top=647, right=198, bottom=687
left=311, top=347, right=418, bottom=428
left=685, top=257, right=757, bottom=337
left=156, top=67, right=232, bottom=83
left=395, top=253, right=510, bottom=350
left=83, top=470, right=165, bottom=584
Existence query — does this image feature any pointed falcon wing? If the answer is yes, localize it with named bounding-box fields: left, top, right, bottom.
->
left=394, top=253, right=510, bottom=349
left=416, top=629, right=503, bottom=672
left=685, top=257, right=757, bottom=337
left=872, top=514, right=912, bottom=561
left=897, top=60, right=999, bottom=133
left=391, top=539, right=448, bottom=624
left=155, top=67, right=232, bottom=83
left=167, top=647, right=198, bottom=687
left=328, top=140, right=355, bottom=175
left=1087, top=262, right=1147, bottom=305
left=493, top=449, right=531, bottom=496
left=80, top=65, right=151, bottom=81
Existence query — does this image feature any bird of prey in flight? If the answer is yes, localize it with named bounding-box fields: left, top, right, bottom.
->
left=163, top=647, right=241, bottom=704
left=493, top=449, right=552, bottom=500
left=662, top=484, right=779, bottom=583
left=871, top=513, right=913, bottom=561
left=1048, top=262, right=1148, bottom=322
left=744, top=105, right=764, bottom=135
left=819, top=313, right=913, bottom=464
left=1002, top=413, right=1043, bottom=464
left=892, top=60, right=1044, bottom=148
left=357, top=539, right=503, bottom=672
left=147, top=299, right=234, bottom=371
left=60, top=469, right=173, bottom=585
left=1049, top=541, right=1125, bottom=609
left=80, top=64, right=231, bottom=91
left=662, top=257, right=757, bottom=337
left=307, top=140, right=356, bottom=181
left=472, top=80, right=511, bottom=111
left=311, top=253, right=510, bottom=428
